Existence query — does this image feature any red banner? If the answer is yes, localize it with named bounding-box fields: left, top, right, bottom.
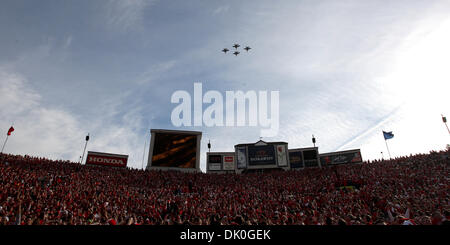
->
left=85, top=151, right=128, bottom=168
left=224, top=156, right=234, bottom=162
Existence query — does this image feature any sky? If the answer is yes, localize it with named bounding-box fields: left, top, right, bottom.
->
left=1, top=0, right=449, bottom=171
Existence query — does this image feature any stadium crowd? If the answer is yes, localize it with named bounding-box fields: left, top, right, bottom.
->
left=0, top=150, right=448, bottom=225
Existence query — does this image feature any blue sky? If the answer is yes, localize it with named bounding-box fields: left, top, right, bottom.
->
left=1, top=0, right=449, bottom=171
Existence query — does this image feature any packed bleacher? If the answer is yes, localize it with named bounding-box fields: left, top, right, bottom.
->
left=0, top=150, right=449, bottom=225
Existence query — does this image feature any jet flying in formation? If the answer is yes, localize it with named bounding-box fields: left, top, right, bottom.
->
left=222, top=43, right=251, bottom=56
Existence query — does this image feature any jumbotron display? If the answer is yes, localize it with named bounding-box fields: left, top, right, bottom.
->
left=147, top=129, right=202, bottom=171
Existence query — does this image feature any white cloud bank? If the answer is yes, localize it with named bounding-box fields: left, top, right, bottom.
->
left=0, top=68, right=148, bottom=169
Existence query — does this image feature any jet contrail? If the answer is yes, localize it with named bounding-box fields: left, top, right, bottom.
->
left=335, top=104, right=403, bottom=151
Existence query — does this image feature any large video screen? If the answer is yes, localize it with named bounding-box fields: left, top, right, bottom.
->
left=248, top=145, right=276, bottom=166
left=303, top=149, right=319, bottom=167
left=151, top=133, right=198, bottom=168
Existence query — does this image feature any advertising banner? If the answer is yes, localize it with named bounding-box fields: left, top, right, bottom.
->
left=276, top=145, right=288, bottom=167
left=236, top=147, right=247, bottom=169
left=321, top=150, right=362, bottom=165
left=223, top=155, right=235, bottom=170
left=86, top=151, right=128, bottom=168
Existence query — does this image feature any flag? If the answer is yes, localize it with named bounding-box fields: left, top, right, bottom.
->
left=443, top=115, right=447, bottom=123
left=383, top=131, right=394, bottom=140
left=7, top=126, right=14, bottom=136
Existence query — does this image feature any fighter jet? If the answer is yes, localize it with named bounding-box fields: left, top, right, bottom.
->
left=222, top=48, right=229, bottom=54
left=233, top=44, right=240, bottom=49
left=233, top=51, right=240, bottom=56
left=244, top=46, right=251, bottom=52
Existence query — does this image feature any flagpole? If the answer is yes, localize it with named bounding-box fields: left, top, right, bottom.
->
left=384, top=139, right=391, bottom=159
left=1, top=135, right=9, bottom=154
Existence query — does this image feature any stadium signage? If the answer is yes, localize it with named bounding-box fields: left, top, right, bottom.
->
left=223, top=155, right=235, bottom=171
left=206, top=152, right=235, bottom=172
left=89, top=157, right=124, bottom=165
left=147, top=129, right=202, bottom=172
left=86, top=151, right=128, bottom=168
left=170, top=83, right=279, bottom=137
left=289, top=151, right=303, bottom=168
left=208, top=154, right=222, bottom=163
left=248, top=145, right=276, bottom=165
left=224, top=156, right=233, bottom=162
left=236, top=147, right=247, bottom=169
left=319, top=149, right=362, bottom=166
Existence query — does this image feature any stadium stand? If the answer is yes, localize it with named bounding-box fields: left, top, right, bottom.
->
left=0, top=150, right=448, bottom=225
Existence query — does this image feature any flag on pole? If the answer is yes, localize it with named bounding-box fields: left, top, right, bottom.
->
left=383, top=131, right=394, bottom=140
left=442, top=115, right=447, bottom=123
left=7, top=126, right=14, bottom=136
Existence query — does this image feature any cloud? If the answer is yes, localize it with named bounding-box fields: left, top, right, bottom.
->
left=63, top=35, right=72, bottom=50
left=0, top=68, right=148, bottom=169
left=104, top=0, right=156, bottom=32
left=0, top=69, right=83, bottom=160
left=212, top=5, right=230, bottom=15
left=136, top=60, right=177, bottom=85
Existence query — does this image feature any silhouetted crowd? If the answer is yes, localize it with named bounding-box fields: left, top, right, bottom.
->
left=0, top=150, right=449, bottom=225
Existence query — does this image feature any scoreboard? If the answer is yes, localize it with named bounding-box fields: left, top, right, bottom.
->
left=234, top=140, right=290, bottom=171
left=303, top=148, right=320, bottom=168
left=288, top=147, right=321, bottom=168
left=206, top=152, right=236, bottom=173
left=288, top=150, right=303, bottom=169
left=147, top=129, right=202, bottom=172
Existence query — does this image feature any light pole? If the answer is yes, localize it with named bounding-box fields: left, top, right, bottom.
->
left=80, top=133, right=89, bottom=164
left=442, top=114, right=450, bottom=135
